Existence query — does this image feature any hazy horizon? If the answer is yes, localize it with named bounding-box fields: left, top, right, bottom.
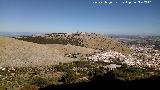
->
left=0, top=31, right=159, bottom=36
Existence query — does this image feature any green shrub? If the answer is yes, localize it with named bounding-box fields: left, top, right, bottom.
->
left=30, top=76, right=49, bottom=88
left=60, top=70, right=77, bottom=84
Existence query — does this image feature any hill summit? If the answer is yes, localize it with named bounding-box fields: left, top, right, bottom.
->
left=16, top=32, right=131, bottom=54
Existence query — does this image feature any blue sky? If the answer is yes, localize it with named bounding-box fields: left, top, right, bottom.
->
left=0, top=0, right=160, bottom=35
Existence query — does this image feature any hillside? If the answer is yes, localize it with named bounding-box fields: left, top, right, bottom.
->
left=0, top=35, right=159, bottom=89
left=45, top=44, right=100, bottom=59
left=0, top=36, right=101, bottom=67
left=16, top=32, right=131, bottom=54
left=0, top=37, right=77, bottom=67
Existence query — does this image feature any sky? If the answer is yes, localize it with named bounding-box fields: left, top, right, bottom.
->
left=0, top=0, right=160, bottom=35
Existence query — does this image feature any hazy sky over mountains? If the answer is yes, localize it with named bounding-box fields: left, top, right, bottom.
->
left=0, top=0, right=160, bottom=35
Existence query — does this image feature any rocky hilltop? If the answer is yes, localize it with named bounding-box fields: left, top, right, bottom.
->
left=16, top=32, right=131, bottom=54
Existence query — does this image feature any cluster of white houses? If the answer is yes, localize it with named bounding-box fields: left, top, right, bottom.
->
left=86, top=46, right=160, bottom=70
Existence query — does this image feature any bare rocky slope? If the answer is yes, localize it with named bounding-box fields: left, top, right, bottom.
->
left=45, top=44, right=100, bottom=58
left=0, top=36, right=100, bottom=67
left=0, top=37, right=78, bottom=67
